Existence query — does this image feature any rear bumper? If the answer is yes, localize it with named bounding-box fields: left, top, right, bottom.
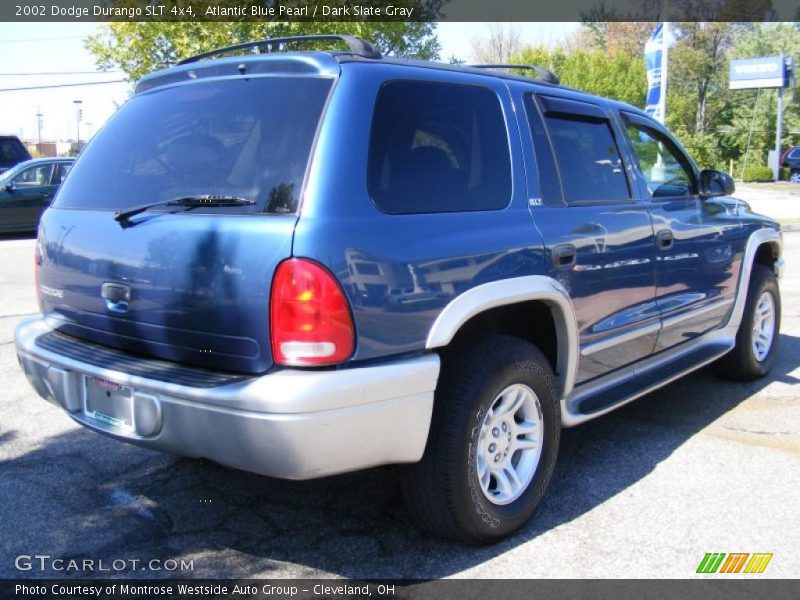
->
left=15, top=316, right=439, bottom=480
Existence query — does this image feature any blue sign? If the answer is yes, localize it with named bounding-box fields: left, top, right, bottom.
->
left=730, top=56, right=787, bottom=89
left=644, top=23, right=665, bottom=122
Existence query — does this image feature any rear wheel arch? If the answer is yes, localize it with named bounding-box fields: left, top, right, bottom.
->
left=425, top=276, right=579, bottom=400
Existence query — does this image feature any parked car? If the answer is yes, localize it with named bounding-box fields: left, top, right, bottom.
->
left=0, top=157, right=75, bottom=233
left=0, top=135, right=32, bottom=174
left=780, top=146, right=800, bottom=183
left=15, top=36, right=783, bottom=543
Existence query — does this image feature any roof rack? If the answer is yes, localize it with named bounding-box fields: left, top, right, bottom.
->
left=469, top=64, right=560, bottom=85
left=178, top=34, right=382, bottom=65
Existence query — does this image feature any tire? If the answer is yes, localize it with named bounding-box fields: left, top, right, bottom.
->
left=789, top=170, right=800, bottom=184
left=714, top=264, right=780, bottom=381
left=402, top=334, right=560, bottom=543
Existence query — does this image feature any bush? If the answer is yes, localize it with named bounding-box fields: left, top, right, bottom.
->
left=780, top=167, right=790, bottom=181
left=742, top=165, right=775, bottom=182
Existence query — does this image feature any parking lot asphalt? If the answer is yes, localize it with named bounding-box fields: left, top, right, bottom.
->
left=0, top=230, right=798, bottom=579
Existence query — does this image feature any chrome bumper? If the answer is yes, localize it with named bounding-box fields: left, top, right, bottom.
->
left=15, top=316, right=439, bottom=480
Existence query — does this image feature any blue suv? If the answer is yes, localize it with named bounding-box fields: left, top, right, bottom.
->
left=15, top=36, right=783, bottom=543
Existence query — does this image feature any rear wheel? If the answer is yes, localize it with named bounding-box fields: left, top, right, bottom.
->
left=789, top=170, right=800, bottom=184
left=714, top=264, right=780, bottom=381
left=402, top=335, right=560, bottom=543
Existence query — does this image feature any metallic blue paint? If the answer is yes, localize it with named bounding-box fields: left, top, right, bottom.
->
left=37, top=209, right=294, bottom=373
left=294, top=63, right=546, bottom=361
left=32, top=53, right=779, bottom=386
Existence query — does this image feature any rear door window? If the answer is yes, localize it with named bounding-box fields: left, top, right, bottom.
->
left=543, top=114, right=631, bottom=204
left=54, top=77, right=332, bottom=214
left=368, top=81, right=512, bottom=214
left=53, top=163, right=73, bottom=184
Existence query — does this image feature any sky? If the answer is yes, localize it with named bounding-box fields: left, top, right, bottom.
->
left=0, top=22, right=578, bottom=143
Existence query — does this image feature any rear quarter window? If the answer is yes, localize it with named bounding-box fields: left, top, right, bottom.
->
left=368, top=81, right=512, bottom=214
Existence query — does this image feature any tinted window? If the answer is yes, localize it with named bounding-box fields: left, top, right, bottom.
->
left=0, top=138, right=29, bottom=167
left=523, top=95, right=562, bottom=204
left=368, top=81, right=511, bottom=214
left=54, top=163, right=73, bottom=184
left=625, top=124, right=692, bottom=198
left=545, top=115, right=630, bottom=203
left=54, top=78, right=332, bottom=214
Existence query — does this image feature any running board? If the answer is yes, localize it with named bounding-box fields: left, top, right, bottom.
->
left=561, top=330, right=736, bottom=427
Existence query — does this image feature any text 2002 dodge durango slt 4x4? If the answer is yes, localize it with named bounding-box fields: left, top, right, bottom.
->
left=15, top=35, right=783, bottom=543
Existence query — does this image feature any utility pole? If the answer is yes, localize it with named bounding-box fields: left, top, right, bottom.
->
left=35, top=107, right=43, bottom=153
left=73, top=99, right=83, bottom=154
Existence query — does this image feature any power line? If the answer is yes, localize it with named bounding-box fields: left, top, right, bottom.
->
left=0, top=79, right=127, bottom=92
left=0, top=35, right=85, bottom=44
left=0, top=71, right=122, bottom=76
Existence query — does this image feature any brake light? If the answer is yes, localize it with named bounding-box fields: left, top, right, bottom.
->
left=270, top=258, right=355, bottom=366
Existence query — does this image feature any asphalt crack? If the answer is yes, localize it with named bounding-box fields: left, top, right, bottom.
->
left=722, top=426, right=795, bottom=436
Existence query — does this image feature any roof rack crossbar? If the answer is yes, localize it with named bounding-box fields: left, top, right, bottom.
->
left=178, top=34, right=382, bottom=65
left=469, top=64, right=560, bottom=85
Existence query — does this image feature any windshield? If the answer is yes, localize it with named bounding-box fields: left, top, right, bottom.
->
left=54, top=77, right=332, bottom=215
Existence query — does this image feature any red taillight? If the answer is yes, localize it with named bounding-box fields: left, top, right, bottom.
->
left=270, top=258, right=355, bottom=366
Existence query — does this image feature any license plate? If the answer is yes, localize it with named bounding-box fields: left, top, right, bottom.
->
left=83, top=376, right=133, bottom=432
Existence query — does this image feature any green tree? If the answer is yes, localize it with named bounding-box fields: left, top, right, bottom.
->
left=575, top=22, right=654, bottom=60
left=666, top=23, right=745, bottom=135
left=512, top=45, right=646, bottom=106
left=86, top=2, right=440, bottom=81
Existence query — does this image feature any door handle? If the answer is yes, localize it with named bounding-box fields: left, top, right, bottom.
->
left=552, top=244, right=577, bottom=269
left=656, top=230, right=674, bottom=250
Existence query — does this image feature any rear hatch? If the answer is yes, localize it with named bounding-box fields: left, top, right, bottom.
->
left=37, top=60, right=335, bottom=374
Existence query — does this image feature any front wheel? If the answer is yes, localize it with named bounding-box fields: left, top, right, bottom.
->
left=714, top=264, right=781, bottom=381
left=402, top=335, right=560, bottom=543
left=789, top=170, right=800, bottom=184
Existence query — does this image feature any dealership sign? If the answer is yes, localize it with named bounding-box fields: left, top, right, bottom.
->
left=729, top=56, right=788, bottom=89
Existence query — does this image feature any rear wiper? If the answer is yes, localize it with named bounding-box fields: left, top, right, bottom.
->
left=113, top=195, right=255, bottom=224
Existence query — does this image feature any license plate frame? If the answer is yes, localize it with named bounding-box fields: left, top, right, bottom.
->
left=83, top=376, right=134, bottom=432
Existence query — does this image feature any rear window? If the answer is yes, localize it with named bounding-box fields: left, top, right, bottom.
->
left=0, top=137, right=29, bottom=166
left=368, top=81, right=512, bottom=214
left=54, top=77, right=332, bottom=214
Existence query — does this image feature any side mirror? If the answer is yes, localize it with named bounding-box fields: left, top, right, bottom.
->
left=2, top=182, right=13, bottom=193
left=699, top=169, right=735, bottom=198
